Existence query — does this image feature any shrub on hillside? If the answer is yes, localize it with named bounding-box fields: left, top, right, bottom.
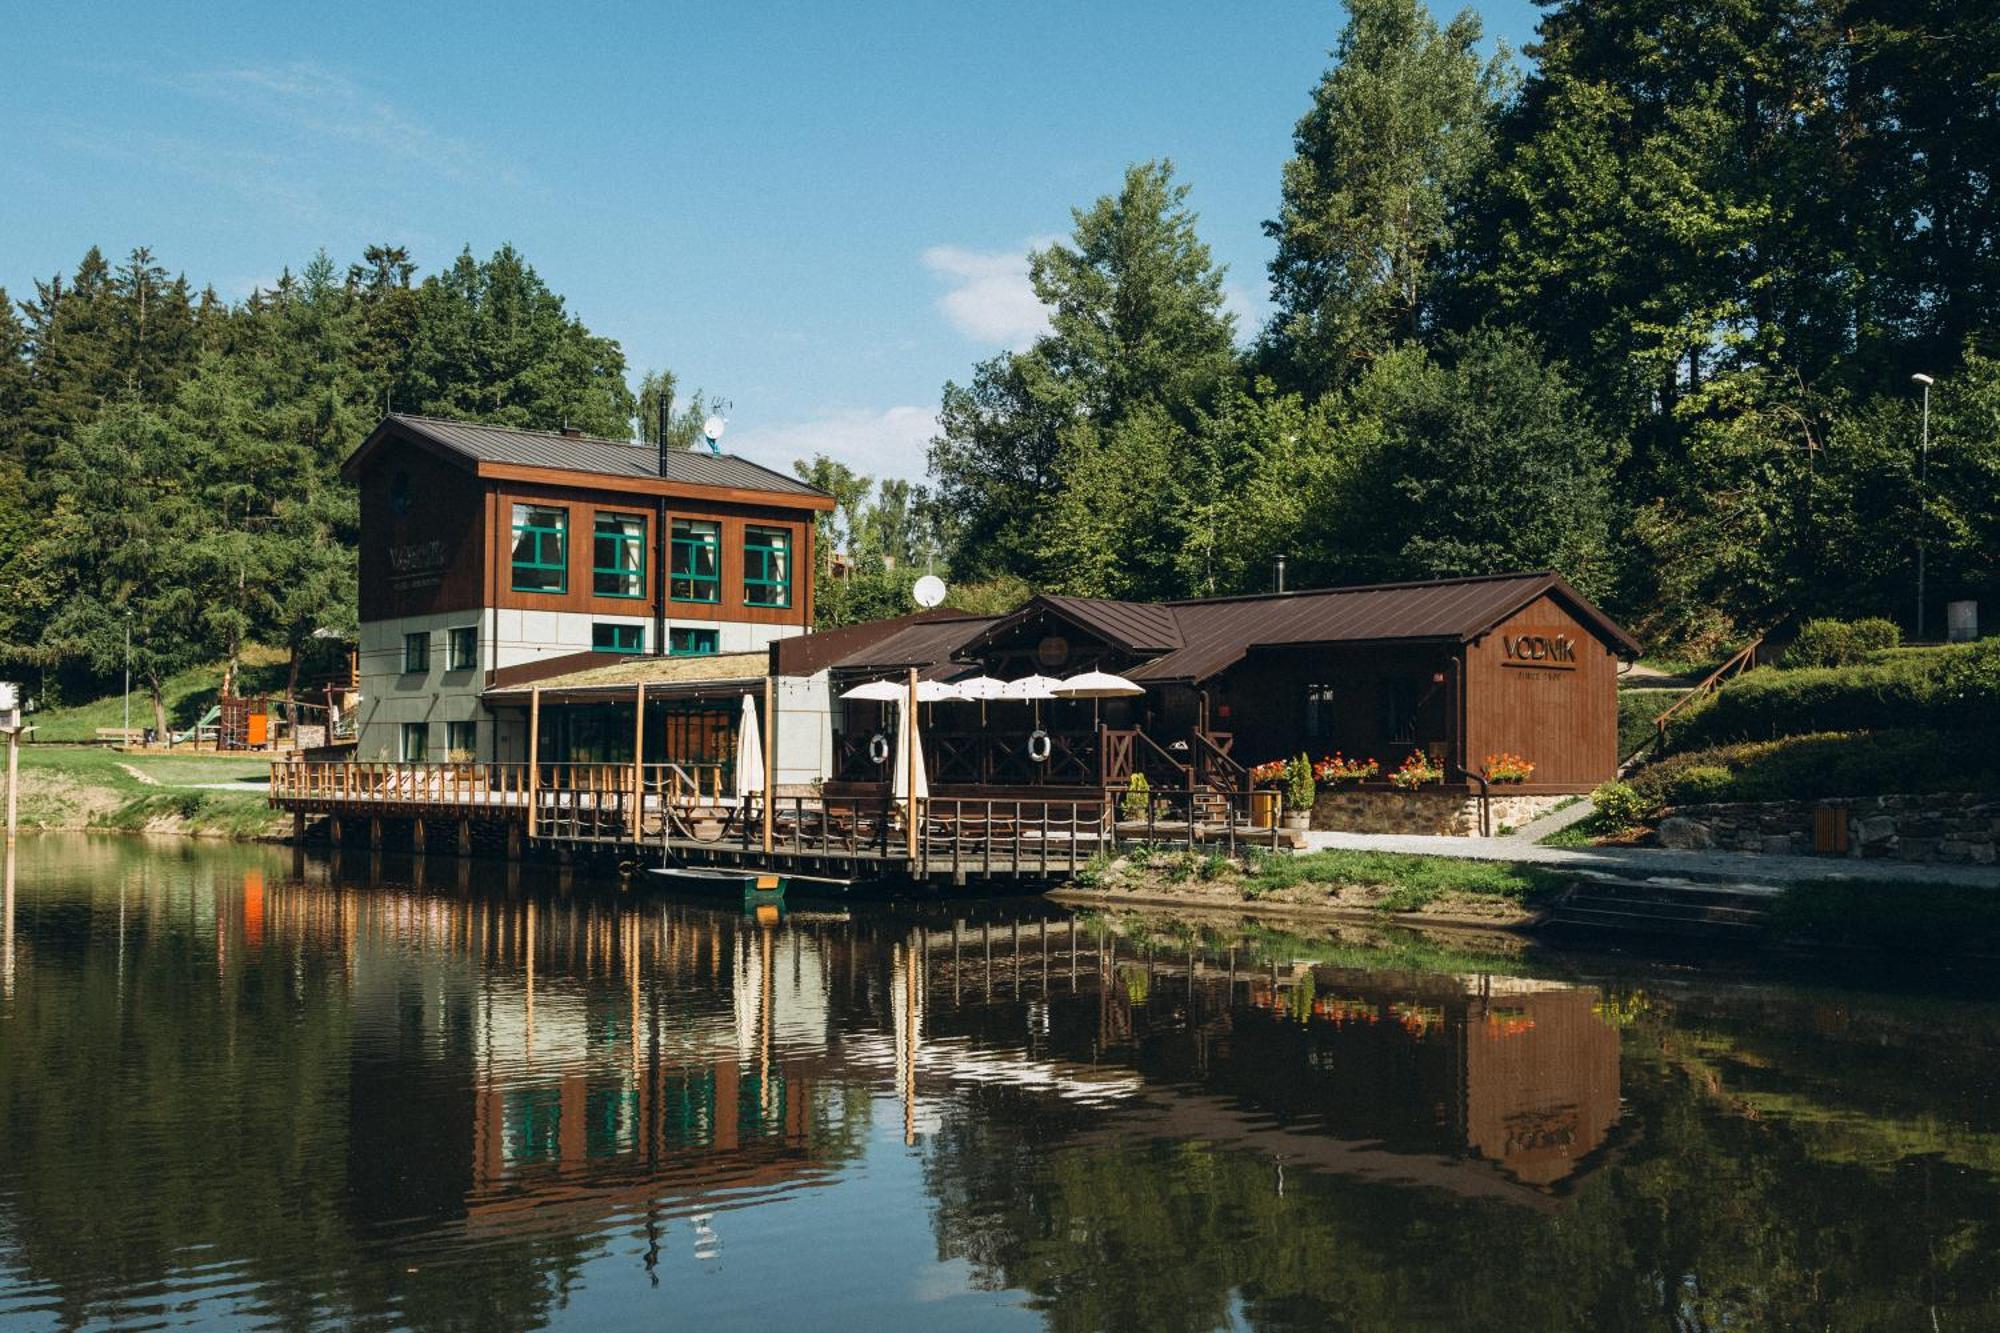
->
left=1590, top=780, right=1646, bottom=827
left=1671, top=640, right=1998, bottom=750
left=1784, top=617, right=1903, bottom=668
left=1630, top=727, right=1999, bottom=808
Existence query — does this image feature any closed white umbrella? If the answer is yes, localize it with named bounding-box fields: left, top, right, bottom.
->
left=841, top=679, right=907, bottom=702
left=892, top=696, right=928, bottom=802
left=734, top=693, right=764, bottom=799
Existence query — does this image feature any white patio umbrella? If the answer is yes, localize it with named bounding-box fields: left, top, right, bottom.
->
left=1052, top=669, right=1146, bottom=729
left=892, top=696, right=928, bottom=802
left=840, top=679, right=907, bottom=702
left=954, top=674, right=1006, bottom=724
left=734, top=693, right=765, bottom=800
left=913, top=680, right=963, bottom=703
left=1001, top=673, right=1063, bottom=727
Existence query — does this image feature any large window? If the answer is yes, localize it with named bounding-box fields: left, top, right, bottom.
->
left=743, top=526, right=791, bottom=608
left=445, top=720, right=477, bottom=760
left=402, top=631, right=430, bottom=674
left=593, top=512, right=646, bottom=598
left=446, top=626, right=477, bottom=671
left=670, top=519, right=720, bottom=603
left=593, top=622, right=645, bottom=654
left=669, top=626, right=718, bottom=657
left=511, top=504, right=568, bottom=594
left=399, top=722, right=428, bottom=762
left=1304, top=682, right=1336, bottom=742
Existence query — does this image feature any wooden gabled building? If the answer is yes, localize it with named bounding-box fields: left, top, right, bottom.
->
left=343, top=414, right=834, bottom=764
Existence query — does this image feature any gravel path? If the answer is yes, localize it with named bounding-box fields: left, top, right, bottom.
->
left=1297, top=829, right=2000, bottom=889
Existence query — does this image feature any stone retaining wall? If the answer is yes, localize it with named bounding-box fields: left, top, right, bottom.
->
left=1311, top=788, right=1574, bottom=836
left=1655, top=793, right=1999, bottom=865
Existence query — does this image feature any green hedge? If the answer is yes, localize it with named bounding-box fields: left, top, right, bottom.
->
left=1784, top=616, right=1903, bottom=667
left=1630, top=727, right=2000, bottom=809
left=1669, top=640, right=1999, bottom=751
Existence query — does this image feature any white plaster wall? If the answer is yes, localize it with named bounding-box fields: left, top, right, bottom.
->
left=357, top=610, right=808, bottom=764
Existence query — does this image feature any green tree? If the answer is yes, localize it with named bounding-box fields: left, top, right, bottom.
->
left=930, top=161, right=1239, bottom=593
left=1264, top=0, right=1505, bottom=394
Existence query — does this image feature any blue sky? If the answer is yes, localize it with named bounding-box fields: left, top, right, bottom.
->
left=1, top=1, right=1540, bottom=481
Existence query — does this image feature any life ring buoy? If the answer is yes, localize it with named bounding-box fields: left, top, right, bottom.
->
left=1026, top=728, right=1052, bottom=763
left=868, top=732, right=891, bottom=765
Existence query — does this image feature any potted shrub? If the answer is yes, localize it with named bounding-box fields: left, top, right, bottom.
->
left=1121, top=771, right=1152, bottom=822
left=1388, top=750, right=1443, bottom=790
left=1282, top=753, right=1316, bottom=830
left=1482, top=752, right=1534, bottom=784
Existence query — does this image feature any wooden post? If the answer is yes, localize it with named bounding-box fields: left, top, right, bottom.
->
left=762, top=676, right=776, bottom=856
left=630, top=683, right=646, bottom=842
left=368, top=817, right=383, bottom=850
left=458, top=819, right=472, bottom=856
left=329, top=815, right=343, bottom=846
left=527, top=686, right=542, bottom=839
left=906, top=667, right=920, bottom=864
left=412, top=817, right=427, bottom=854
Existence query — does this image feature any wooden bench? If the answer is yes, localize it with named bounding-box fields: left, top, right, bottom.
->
left=94, top=728, right=144, bottom=747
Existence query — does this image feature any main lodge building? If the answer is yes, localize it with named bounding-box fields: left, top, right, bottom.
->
left=308, top=412, right=1641, bottom=858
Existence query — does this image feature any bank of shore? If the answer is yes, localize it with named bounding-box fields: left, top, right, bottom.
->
left=9, top=746, right=289, bottom=840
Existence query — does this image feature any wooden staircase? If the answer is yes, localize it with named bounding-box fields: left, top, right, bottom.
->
left=1542, top=874, right=1776, bottom=939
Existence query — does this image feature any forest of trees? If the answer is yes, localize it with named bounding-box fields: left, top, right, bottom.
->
left=0, top=243, right=650, bottom=728
left=929, top=0, right=2000, bottom=652
left=3, top=0, right=1996, bottom=722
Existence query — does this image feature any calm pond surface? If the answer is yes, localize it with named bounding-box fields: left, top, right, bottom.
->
left=3, top=836, right=1999, bottom=1331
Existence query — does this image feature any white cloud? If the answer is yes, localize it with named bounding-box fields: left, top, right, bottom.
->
left=921, top=241, right=1053, bottom=348
left=727, top=405, right=939, bottom=484
left=1222, top=281, right=1268, bottom=344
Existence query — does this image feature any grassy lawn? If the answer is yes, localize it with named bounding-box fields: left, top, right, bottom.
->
left=27, top=646, right=289, bottom=743
left=1243, top=848, right=1573, bottom=911
left=12, top=745, right=282, bottom=838
left=1766, top=879, right=2000, bottom=954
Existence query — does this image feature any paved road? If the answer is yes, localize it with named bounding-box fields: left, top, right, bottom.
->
left=1297, top=829, right=2000, bottom=890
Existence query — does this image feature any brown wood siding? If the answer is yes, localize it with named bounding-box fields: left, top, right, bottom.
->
left=1462, top=595, right=1618, bottom=788
left=489, top=480, right=812, bottom=627
left=356, top=441, right=487, bottom=620
left=1210, top=643, right=1457, bottom=769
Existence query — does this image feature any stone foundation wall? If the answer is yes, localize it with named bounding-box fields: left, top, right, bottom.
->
left=1310, top=788, right=1574, bottom=836
left=1655, top=793, right=1999, bottom=865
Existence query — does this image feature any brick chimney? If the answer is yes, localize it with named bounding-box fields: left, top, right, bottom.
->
left=561, top=426, right=583, bottom=439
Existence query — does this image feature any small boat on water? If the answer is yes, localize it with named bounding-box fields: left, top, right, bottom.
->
left=647, top=866, right=786, bottom=896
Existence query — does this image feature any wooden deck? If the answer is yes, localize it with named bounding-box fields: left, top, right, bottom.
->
left=269, top=759, right=1272, bottom=882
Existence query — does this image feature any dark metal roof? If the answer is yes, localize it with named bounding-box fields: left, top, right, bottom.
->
left=825, top=614, right=1002, bottom=681
left=1129, top=571, right=1640, bottom=681
left=348, top=414, right=829, bottom=498
left=950, top=572, right=1639, bottom=684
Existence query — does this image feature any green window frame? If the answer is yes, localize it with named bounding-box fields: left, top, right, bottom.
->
left=592, top=512, right=646, bottom=599
left=592, top=622, right=645, bottom=654
left=511, top=504, right=568, bottom=594
left=743, top=526, right=791, bottom=608
left=671, top=519, right=720, bottom=603
left=668, top=627, right=718, bottom=657
left=399, top=722, right=428, bottom=762
left=402, top=631, right=430, bottom=674
left=446, top=626, right=477, bottom=672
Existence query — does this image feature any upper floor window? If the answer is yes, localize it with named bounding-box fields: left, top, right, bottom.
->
left=446, top=626, right=477, bottom=671
left=743, top=526, right=791, bottom=608
left=402, top=631, right=430, bottom=674
left=511, top=504, right=567, bottom=594
left=671, top=519, right=720, bottom=603
left=593, top=512, right=646, bottom=599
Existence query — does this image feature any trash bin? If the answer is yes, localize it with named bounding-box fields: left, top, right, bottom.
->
left=1250, top=790, right=1280, bottom=829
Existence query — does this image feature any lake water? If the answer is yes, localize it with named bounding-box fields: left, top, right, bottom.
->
left=2, top=836, right=1998, bottom=1331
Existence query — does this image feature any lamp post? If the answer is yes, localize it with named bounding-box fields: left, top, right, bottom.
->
left=1911, top=373, right=1934, bottom=641
left=122, top=610, right=133, bottom=744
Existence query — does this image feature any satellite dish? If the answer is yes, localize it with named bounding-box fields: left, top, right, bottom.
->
left=702, top=415, right=726, bottom=443
left=913, top=574, right=948, bottom=609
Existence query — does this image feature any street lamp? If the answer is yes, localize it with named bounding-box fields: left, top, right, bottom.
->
left=1911, top=373, right=1934, bottom=641
left=122, top=610, right=134, bottom=744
